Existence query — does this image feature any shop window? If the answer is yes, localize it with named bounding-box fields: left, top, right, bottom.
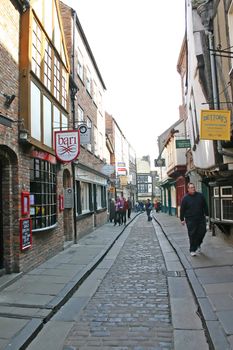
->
left=213, top=186, right=233, bottom=222
left=213, top=198, right=220, bottom=220
left=81, top=182, right=90, bottom=213
left=96, top=185, right=102, bottom=209
left=76, top=181, right=94, bottom=214
left=30, top=158, right=57, bottom=230
left=222, top=199, right=233, bottom=221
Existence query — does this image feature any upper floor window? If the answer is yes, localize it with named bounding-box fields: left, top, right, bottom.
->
left=77, top=50, right=84, bottom=81
left=94, top=126, right=98, bottom=156
left=54, top=56, right=60, bottom=101
left=44, top=40, right=52, bottom=91
left=86, top=67, right=91, bottom=95
left=32, top=19, right=42, bottom=78
left=93, top=80, right=97, bottom=105
left=138, top=175, right=148, bottom=183
left=61, top=68, right=68, bottom=109
left=30, top=81, right=68, bottom=146
left=86, top=117, right=92, bottom=152
left=228, top=4, right=233, bottom=68
left=78, top=105, right=84, bottom=122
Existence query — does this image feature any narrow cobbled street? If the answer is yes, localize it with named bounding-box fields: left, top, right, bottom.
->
left=62, top=216, right=173, bottom=349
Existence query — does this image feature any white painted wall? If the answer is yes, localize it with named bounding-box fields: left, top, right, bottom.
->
left=186, top=0, right=216, bottom=169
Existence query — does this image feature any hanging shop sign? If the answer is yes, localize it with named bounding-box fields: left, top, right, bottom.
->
left=55, top=130, right=80, bottom=162
left=154, top=158, right=165, bottom=167
left=120, top=176, right=128, bottom=186
left=79, top=124, right=91, bottom=145
left=200, top=110, right=231, bottom=141
left=102, top=164, right=115, bottom=176
left=175, top=139, right=191, bottom=148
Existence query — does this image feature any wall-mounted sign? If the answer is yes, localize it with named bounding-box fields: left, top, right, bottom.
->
left=55, top=130, right=80, bottom=162
left=79, top=124, right=91, bottom=144
left=200, top=110, right=231, bottom=140
left=20, top=218, right=32, bottom=251
left=64, top=188, right=74, bottom=208
left=176, top=139, right=191, bottom=148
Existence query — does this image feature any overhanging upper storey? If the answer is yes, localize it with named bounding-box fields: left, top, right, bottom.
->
left=19, top=0, right=70, bottom=152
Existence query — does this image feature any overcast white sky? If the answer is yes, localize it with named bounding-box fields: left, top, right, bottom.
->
left=62, top=0, right=186, bottom=164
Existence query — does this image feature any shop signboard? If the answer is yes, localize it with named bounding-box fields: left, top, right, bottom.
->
left=55, top=130, right=80, bottom=162
left=200, top=110, right=231, bottom=140
left=175, top=139, right=191, bottom=148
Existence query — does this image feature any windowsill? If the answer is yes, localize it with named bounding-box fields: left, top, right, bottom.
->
left=32, top=222, right=58, bottom=233
left=211, top=218, right=233, bottom=224
left=76, top=211, right=94, bottom=221
left=96, top=208, right=107, bottom=214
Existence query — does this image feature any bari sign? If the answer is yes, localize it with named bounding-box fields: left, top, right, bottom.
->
left=55, top=130, right=80, bottom=162
left=200, top=110, right=231, bottom=140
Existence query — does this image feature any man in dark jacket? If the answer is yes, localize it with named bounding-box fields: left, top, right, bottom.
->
left=180, top=183, right=209, bottom=256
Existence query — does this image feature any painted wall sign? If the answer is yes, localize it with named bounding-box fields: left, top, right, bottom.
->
left=55, top=130, right=80, bottom=162
left=31, top=150, right=56, bottom=164
left=200, top=110, right=231, bottom=140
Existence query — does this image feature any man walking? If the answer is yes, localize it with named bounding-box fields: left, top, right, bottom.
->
left=180, top=183, right=209, bottom=256
left=145, top=198, right=153, bottom=221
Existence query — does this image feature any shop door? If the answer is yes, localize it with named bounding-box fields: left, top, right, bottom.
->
left=0, top=162, right=3, bottom=269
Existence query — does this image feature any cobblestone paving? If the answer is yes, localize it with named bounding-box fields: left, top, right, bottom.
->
left=63, top=216, right=173, bottom=350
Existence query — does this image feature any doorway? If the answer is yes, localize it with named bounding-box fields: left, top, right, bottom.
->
left=0, top=161, right=3, bottom=269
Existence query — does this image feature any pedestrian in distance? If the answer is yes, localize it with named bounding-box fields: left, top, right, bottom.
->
left=180, top=182, right=209, bottom=257
left=109, top=198, right=115, bottom=223
left=114, top=197, right=121, bottom=226
left=154, top=200, right=159, bottom=213
left=127, top=197, right=132, bottom=218
left=145, top=198, right=153, bottom=221
left=122, top=197, right=128, bottom=225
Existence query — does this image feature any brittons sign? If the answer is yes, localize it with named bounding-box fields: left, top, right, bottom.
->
left=55, top=130, right=80, bottom=163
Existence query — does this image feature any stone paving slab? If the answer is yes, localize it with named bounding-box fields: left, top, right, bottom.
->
left=27, top=321, right=75, bottom=350
left=0, top=214, right=139, bottom=350
left=154, top=212, right=233, bottom=350
left=208, top=293, right=233, bottom=311
left=174, top=329, right=209, bottom=350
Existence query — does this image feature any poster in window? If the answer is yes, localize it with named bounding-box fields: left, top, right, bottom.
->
left=20, top=218, right=32, bottom=251
left=21, top=191, right=30, bottom=216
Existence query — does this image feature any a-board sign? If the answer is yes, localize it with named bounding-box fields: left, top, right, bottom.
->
left=20, top=218, right=32, bottom=251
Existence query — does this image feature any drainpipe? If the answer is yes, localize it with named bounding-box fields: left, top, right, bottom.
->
left=71, top=10, right=78, bottom=244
